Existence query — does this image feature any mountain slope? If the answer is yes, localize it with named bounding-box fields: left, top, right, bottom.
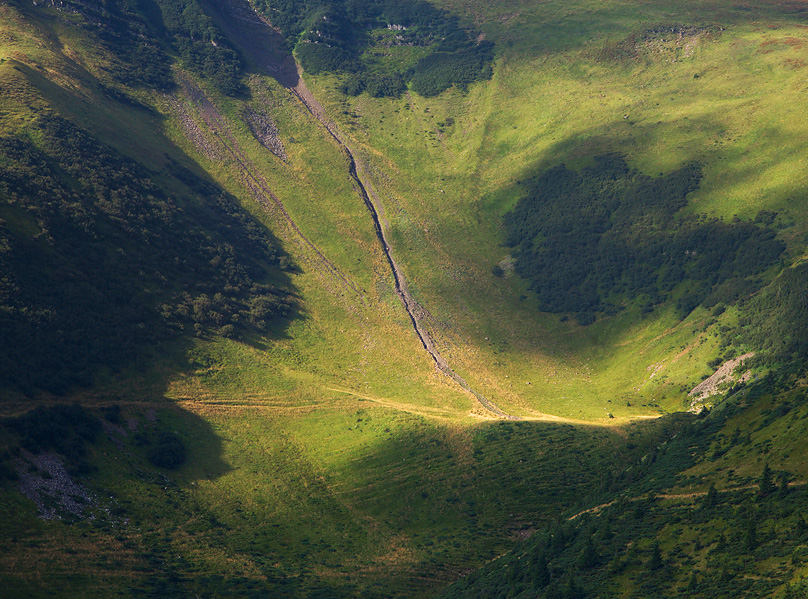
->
left=1, top=0, right=808, bottom=597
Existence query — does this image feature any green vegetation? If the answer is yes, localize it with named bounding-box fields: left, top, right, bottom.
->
left=252, top=0, right=495, bottom=97
left=444, top=478, right=808, bottom=598
left=0, top=114, right=293, bottom=395
left=504, top=154, right=785, bottom=324
left=3, top=0, right=808, bottom=596
left=0, top=396, right=683, bottom=598
left=154, top=0, right=245, bottom=94
left=408, top=42, right=494, bottom=97
left=85, top=0, right=174, bottom=90
left=147, top=431, right=187, bottom=469
left=4, top=404, right=100, bottom=473
left=46, top=0, right=243, bottom=94
left=729, top=261, right=808, bottom=365
left=443, top=380, right=808, bottom=598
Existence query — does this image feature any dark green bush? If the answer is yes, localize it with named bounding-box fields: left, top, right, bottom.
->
left=340, top=76, right=366, bottom=96
left=503, top=155, right=784, bottom=323
left=296, top=44, right=359, bottom=75
left=365, top=73, right=406, bottom=97
left=409, top=43, right=495, bottom=97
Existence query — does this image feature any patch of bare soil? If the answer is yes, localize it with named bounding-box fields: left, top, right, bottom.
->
left=595, top=25, right=723, bottom=63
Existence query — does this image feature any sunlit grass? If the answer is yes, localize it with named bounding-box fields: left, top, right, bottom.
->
left=302, top=7, right=808, bottom=418
left=3, top=0, right=808, bottom=595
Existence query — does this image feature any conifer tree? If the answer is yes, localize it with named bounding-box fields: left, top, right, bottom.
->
left=779, top=472, right=790, bottom=498
left=510, top=555, right=521, bottom=583
left=758, top=463, right=776, bottom=498
left=578, top=537, right=599, bottom=569
left=796, top=513, right=808, bottom=539
left=649, top=542, right=663, bottom=571
left=531, top=548, right=550, bottom=588
left=702, top=482, right=718, bottom=509
left=745, top=517, right=758, bottom=552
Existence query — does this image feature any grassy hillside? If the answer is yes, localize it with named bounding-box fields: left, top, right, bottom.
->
left=1, top=0, right=808, bottom=597
left=442, top=378, right=808, bottom=598
left=301, top=0, right=808, bottom=417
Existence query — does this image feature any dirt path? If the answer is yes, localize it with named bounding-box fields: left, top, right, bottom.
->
left=567, top=481, right=807, bottom=520
left=202, top=0, right=518, bottom=420
left=325, top=387, right=459, bottom=419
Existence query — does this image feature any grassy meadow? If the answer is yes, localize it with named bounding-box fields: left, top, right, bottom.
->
left=2, top=0, right=808, bottom=596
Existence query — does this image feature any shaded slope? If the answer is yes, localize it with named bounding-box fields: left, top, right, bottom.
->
left=441, top=377, right=808, bottom=599
left=504, top=154, right=785, bottom=324
left=0, top=107, right=295, bottom=395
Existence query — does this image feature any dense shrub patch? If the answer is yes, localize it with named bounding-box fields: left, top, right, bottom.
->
left=409, top=43, right=495, bottom=96
left=504, top=155, right=785, bottom=324
left=0, top=115, right=293, bottom=394
left=252, top=0, right=495, bottom=97
left=52, top=0, right=243, bottom=95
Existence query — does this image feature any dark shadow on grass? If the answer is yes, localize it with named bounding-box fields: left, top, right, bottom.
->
left=0, top=60, right=303, bottom=400
left=323, top=408, right=701, bottom=595
left=199, top=0, right=302, bottom=89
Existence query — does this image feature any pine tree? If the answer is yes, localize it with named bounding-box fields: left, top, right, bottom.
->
left=510, top=555, right=522, bottom=583
left=702, top=482, right=718, bottom=509
left=577, top=537, right=599, bottom=569
left=758, top=463, right=776, bottom=498
left=797, top=513, right=808, bottom=539
left=531, top=548, right=550, bottom=588
left=779, top=472, right=790, bottom=498
left=648, top=542, right=663, bottom=571
left=745, top=517, right=758, bottom=552
left=598, top=518, right=614, bottom=542
left=562, top=572, right=583, bottom=599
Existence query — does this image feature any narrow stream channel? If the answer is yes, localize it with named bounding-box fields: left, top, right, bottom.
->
left=202, top=0, right=519, bottom=420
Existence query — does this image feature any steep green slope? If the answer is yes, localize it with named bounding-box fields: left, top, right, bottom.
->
left=442, top=374, right=808, bottom=598
left=0, top=112, right=293, bottom=394
left=299, top=0, right=808, bottom=417
left=1, top=0, right=808, bottom=597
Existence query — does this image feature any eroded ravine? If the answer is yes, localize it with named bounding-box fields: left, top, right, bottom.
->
left=296, top=95, right=517, bottom=420
left=202, top=0, right=518, bottom=420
